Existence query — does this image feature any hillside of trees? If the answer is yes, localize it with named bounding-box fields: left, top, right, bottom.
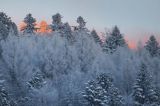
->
left=0, top=12, right=160, bottom=106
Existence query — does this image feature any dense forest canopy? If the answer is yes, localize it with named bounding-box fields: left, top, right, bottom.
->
left=0, top=12, right=160, bottom=106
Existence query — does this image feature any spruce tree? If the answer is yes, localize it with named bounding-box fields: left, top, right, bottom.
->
left=96, top=73, right=113, bottom=91
left=0, top=21, right=8, bottom=40
left=91, top=29, right=102, bottom=46
left=0, top=12, right=18, bottom=40
left=62, top=22, right=74, bottom=44
left=104, top=26, right=126, bottom=53
left=0, top=86, right=10, bottom=106
left=28, top=72, right=45, bottom=89
left=107, top=85, right=124, bottom=106
left=82, top=80, right=108, bottom=106
left=77, top=16, right=86, bottom=30
left=83, top=73, right=124, bottom=106
left=145, top=35, right=159, bottom=57
left=132, top=63, right=158, bottom=106
left=10, top=22, right=18, bottom=35
left=51, top=13, right=63, bottom=31
left=22, top=13, right=36, bottom=34
left=0, top=75, right=12, bottom=106
left=155, top=87, right=160, bottom=105
left=0, top=12, right=12, bottom=30
left=97, top=73, right=124, bottom=106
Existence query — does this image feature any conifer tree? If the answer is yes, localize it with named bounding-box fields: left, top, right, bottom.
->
left=51, top=13, right=63, bottom=31
left=0, top=75, right=13, bottom=106
left=83, top=73, right=124, bottom=106
left=97, top=73, right=124, bottom=106
left=0, top=12, right=18, bottom=40
left=145, top=35, right=159, bottom=57
left=96, top=73, right=113, bottom=91
left=62, top=22, right=74, bottom=44
left=82, top=80, right=108, bottom=106
left=22, top=13, right=36, bottom=34
left=104, top=26, right=126, bottom=53
left=0, top=86, right=10, bottom=106
left=0, top=12, right=12, bottom=30
left=107, top=85, right=124, bottom=106
left=28, top=72, right=45, bottom=89
left=91, top=29, right=102, bottom=46
left=0, top=21, right=8, bottom=40
left=132, top=63, right=158, bottom=106
left=77, top=16, right=86, bottom=30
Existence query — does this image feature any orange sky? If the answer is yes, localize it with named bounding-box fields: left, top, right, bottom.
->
left=19, top=21, right=160, bottom=49
left=19, top=20, right=51, bottom=33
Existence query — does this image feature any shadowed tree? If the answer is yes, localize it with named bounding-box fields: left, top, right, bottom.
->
left=0, top=12, right=18, bottom=40
left=91, top=29, right=102, bottom=46
left=77, top=16, right=86, bottom=30
left=145, top=35, right=159, bottom=57
left=104, top=26, right=127, bottom=53
left=132, top=63, right=158, bottom=106
left=22, top=13, right=36, bottom=34
left=51, top=13, right=63, bottom=31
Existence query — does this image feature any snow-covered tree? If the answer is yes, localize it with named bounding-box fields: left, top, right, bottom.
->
left=91, top=29, right=102, bottom=46
left=0, top=12, right=17, bottom=40
left=73, top=30, right=96, bottom=72
left=145, top=35, right=159, bottom=57
left=51, top=13, right=63, bottom=31
left=96, top=73, right=113, bottom=91
left=28, top=71, right=45, bottom=89
left=0, top=85, right=11, bottom=106
left=107, top=85, right=124, bottom=106
left=0, top=21, right=8, bottom=40
left=96, top=73, right=124, bottom=106
left=22, top=13, right=36, bottom=34
left=104, top=26, right=126, bottom=53
left=0, top=13, right=160, bottom=106
left=0, top=12, right=12, bottom=30
left=62, top=22, right=74, bottom=44
left=132, top=63, right=158, bottom=106
left=10, top=22, right=18, bottom=36
left=77, top=16, right=86, bottom=29
left=82, top=80, right=108, bottom=106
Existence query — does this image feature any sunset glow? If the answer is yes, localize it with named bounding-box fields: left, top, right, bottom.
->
left=19, top=21, right=52, bottom=33
left=19, top=21, right=26, bottom=31
left=128, top=41, right=136, bottom=49
left=37, top=20, right=52, bottom=33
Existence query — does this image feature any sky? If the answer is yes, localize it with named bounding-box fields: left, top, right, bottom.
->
left=0, top=0, right=160, bottom=48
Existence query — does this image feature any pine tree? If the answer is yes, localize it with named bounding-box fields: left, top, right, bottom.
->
left=132, top=63, right=158, bottom=106
left=77, top=16, right=86, bottom=30
left=91, top=29, right=102, bottom=46
left=96, top=73, right=113, bottom=91
left=107, top=85, right=124, bottom=106
left=10, top=22, right=18, bottom=35
left=62, top=22, right=74, bottom=44
left=155, top=87, right=160, bottom=105
left=97, top=73, right=124, bottom=106
left=82, top=80, right=108, bottom=106
left=145, top=35, right=159, bottom=57
left=51, top=13, right=63, bottom=31
left=0, top=12, right=18, bottom=40
left=28, top=72, right=45, bottom=89
left=0, top=76, right=11, bottom=106
left=22, top=13, right=36, bottom=34
left=83, top=73, right=124, bottom=106
left=0, top=21, right=8, bottom=40
left=104, top=26, right=126, bottom=53
left=0, top=86, right=10, bottom=106
left=0, top=12, right=12, bottom=30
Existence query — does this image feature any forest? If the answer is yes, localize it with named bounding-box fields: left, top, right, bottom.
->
left=0, top=12, right=160, bottom=106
